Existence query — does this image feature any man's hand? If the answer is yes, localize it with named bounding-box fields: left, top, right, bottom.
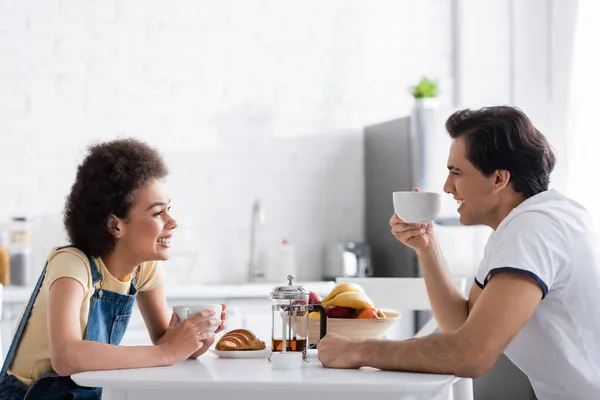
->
left=317, top=333, right=363, bottom=369
left=389, top=214, right=433, bottom=252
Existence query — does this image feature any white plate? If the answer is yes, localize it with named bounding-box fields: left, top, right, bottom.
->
left=210, top=349, right=271, bottom=359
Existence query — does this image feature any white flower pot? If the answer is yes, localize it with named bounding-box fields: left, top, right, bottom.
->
left=413, top=97, right=440, bottom=110
left=410, top=97, right=441, bottom=191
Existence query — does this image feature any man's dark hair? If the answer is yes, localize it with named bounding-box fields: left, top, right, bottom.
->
left=63, top=138, right=168, bottom=257
left=445, top=106, right=556, bottom=198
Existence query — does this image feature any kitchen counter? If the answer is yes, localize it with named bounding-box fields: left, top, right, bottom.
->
left=72, top=350, right=457, bottom=400
left=0, top=281, right=336, bottom=354
left=1, top=281, right=336, bottom=304
left=163, top=281, right=336, bottom=300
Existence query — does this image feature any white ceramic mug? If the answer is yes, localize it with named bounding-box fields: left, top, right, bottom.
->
left=173, top=304, right=222, bottom=333
left=269, top=351, right=303, bottom=370
left=392, top=191, right=441, bottom=223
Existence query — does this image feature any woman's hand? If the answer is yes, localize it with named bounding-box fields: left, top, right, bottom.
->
left=160, top=309, right=222, bottom=364
left=214, top=304, right=227, bottom=334
left=190, top=304, right=227, bottom=358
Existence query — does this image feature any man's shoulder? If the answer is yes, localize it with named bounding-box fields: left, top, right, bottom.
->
left=505, top=190, right=589, bottom=229
left=499, top=192, right=591, bottom=240
left=500, top=208, right=561, bottom=235
left=489, top=208, right=570, bottom=257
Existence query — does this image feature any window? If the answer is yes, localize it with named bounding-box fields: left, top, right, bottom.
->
left=565, top=0, right=600, bottom=225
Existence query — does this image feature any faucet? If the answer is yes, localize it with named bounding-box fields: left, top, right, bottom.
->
left=248, top=199, right=265, bottom=282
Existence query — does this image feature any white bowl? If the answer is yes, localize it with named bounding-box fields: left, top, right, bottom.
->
left=307, top=310, right=400, bottom=345
left=392, top=191, right=441, bottom=223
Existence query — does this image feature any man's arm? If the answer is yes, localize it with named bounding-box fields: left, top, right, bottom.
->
left=318, top=272, right=542, bottom=378
left=361, top=272, right=541, bottom=377
left=417, top=238, right=481, bottom=331
left=389, top=214, right=479, bottom=331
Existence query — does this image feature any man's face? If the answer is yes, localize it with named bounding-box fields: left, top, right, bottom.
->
left=443, top=136, right=500, bottom=226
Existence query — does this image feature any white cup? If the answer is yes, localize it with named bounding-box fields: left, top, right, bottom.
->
left=392, top=191, right=441, bottom=223
left=173, top=304, right=222, bottom=333
left=270, top=351, right=303, bottom=370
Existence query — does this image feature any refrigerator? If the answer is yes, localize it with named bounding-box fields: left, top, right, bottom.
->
left=363, top=109, right=537, bottom=399
left=363, top=106, right=461, bottom=283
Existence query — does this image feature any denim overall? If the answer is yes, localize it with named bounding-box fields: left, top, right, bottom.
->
left=0, top=246, right=139, bottom=399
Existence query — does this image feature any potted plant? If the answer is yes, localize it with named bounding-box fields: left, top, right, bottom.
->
left=408, top=77, right=440, bottom=183
left=410, top=76, right=439, bottom=109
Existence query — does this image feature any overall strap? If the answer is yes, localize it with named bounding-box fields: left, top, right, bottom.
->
left=131, top=265, right=141, bottom=289
left=88, top=256, right=103, bottom=289
left=0, top=261, right=50, bottom=377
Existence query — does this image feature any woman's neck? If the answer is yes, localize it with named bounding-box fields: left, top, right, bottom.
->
left=102, top=249, right=140, bottom=281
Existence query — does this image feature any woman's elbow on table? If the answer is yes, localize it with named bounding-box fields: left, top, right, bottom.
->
left=51, top=344, right=82, bottom=377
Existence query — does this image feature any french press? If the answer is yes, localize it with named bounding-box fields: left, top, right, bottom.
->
left=269, top=274, right=327, bottom=360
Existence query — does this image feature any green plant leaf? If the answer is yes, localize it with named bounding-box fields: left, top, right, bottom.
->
left=410, top=77, right=439, bottom=98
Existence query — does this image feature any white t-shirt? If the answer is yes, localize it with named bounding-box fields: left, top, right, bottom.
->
left=475, top=190, right=600, bottom=400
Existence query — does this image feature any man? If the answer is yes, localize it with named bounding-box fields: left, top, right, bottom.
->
left=317, top=106, right=600, bottom=399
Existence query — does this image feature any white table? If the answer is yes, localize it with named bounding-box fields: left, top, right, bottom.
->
left=72, top=351, right=457, bottom=400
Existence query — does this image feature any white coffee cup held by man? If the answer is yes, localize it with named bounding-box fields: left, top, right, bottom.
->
left=392, top=189, right=441, bottom=224
left=390, top=187, right=440, bottom=251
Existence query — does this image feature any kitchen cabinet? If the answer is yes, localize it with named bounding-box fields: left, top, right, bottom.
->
left=226, top=298, right=272, bottom=343
left=1, top=302, right=21, bottom=361
left=1, top=282, right=335, bottom=358
left=120, top=298, right=273, bottom=347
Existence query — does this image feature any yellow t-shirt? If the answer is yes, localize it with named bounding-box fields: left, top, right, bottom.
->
left=8, top=247, right=164, bottom=386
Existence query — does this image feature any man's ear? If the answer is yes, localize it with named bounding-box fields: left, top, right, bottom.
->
left=107, top=215, right=124, bottom=239
left=494, top=169, right=511, bottom=192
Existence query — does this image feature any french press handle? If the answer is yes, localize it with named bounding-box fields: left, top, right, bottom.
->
left=308, top=304, right=327, bottom=349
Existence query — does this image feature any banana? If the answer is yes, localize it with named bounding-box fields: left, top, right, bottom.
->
left=322, top=290, right=374, bottom=310
left=320, top=282, right=365, bottom=304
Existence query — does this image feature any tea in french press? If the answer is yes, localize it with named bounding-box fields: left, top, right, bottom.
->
left=269, top=274, right=327, bottom=361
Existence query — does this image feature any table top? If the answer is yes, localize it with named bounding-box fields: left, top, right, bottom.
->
left=72, top=351, right=456, bottom=395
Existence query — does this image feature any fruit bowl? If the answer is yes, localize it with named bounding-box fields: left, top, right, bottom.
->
left=307, top=310, right=400, bottom=345
left=301, top=282, right=400, bottom=344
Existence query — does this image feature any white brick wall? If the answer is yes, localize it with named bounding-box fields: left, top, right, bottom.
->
left=0, top=0, right=452, bottom=284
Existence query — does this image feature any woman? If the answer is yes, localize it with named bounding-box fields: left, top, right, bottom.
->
left=0, top=138, right=226, bottom=399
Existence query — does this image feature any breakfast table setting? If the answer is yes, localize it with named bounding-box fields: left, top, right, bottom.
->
left=72, top=271, right=458, bottom=400
left=72, top=349, right=457, bottom=400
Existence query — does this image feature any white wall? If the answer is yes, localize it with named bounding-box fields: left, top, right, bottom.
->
left=0, top=0, right=453, bottom=284
left=454, top=0, right=578, bottom=192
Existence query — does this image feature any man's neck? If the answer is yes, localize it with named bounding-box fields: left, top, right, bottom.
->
left=489, top=193, right=528, bottom=230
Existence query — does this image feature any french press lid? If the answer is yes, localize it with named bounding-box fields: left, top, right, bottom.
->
left=270, top=274, right=309, bottom=300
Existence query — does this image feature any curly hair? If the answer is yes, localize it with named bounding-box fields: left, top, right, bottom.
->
left=63, top=138, right=168, bottom=257
left=445, top=106, right=556, bottom=198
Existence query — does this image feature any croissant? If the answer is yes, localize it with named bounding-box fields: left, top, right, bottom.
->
left=215, top=329, right=266, bottom=351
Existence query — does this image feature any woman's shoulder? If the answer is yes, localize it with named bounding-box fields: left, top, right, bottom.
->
left=46, top=246, right=92, bottom=290
left=136, top=260, right=165, bottom=292
left=48, top=245, right=89, bottom=263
